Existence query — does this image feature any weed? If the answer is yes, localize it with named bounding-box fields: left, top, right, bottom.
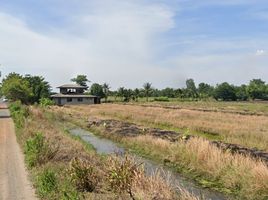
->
left=68, top=157, right=99, bottom=192
left=107, top=155, right=143, bottom=200
left=24, top=132, right=58, bottom=168
left=36, top=168, right=57, bottom=197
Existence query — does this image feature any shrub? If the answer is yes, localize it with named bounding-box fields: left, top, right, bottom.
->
left=40, top=98, right=55, bottom=107
left=37, top=168, right=57, bottom=197
left=68, top=157, right=99, bottom=192
left=154, top=96, right=169, bottom=102
left=107, top=155, right=143, bottom=200
left=24, top=132, right=58, bottom=168
left=9, top=101, right=29, bottom=128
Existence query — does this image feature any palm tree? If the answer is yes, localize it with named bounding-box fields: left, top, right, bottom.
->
left=143, top=82, right=152, bottom=102
left=102, top=83, right=110, bottom=102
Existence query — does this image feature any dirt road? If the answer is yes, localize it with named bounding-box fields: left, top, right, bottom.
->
left=0, top=103, right=37, bottom=200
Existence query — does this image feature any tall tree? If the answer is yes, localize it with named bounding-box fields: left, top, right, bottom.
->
left=143, top=82, right=152, bottom=102
left=214, top=82, right=237, bottom=101
left=1, top=73, right=32, bottom=104
left=186, top=78, right=198, bottom=98
left=247, top=79, right=267, bottom=100
left=102, top=83, right=110, bottom=102
left=90, top=83, right=105, bottom=98
left=71, top=75, right=90, bottom=87
left=198, top=83, right=214, bottom=98
left=24, top=75, right=51, bottom=103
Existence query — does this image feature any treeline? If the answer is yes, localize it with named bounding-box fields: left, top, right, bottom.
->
left=0, top=72, right=51, bottom=104
left=109, top=79, right=268, bottom=102
left=1, top=72, right=268, bottom=103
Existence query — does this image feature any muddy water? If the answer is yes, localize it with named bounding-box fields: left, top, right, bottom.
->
left=70, top=128, right=228, bottom=200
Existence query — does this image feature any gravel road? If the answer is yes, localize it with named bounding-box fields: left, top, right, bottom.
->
left=0, top=103, right=37, bottom=200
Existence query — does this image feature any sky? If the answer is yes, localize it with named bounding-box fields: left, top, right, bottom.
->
left=0, top=0, right=268, bottom=90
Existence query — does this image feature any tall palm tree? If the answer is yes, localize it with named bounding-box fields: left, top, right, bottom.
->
left=143, top=82, right=152, bottom=102
left=102, top=83, right=110, bottom=102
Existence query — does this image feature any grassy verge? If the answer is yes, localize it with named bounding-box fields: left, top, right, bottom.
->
left=9, top=102, right=199, bottom=200
left=51, top=107, right=268, bottom=200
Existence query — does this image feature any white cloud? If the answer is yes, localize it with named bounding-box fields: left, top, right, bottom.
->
left=0, top=2, right=177, bottom=90
left=255, top=49, right=265, bottom=56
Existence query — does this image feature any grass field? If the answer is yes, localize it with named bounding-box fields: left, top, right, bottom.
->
left=50, top=102, right=268, bottom=199
left=107, top=97, right=268, bottom=115
left=59, top=103, right=268, bottom=151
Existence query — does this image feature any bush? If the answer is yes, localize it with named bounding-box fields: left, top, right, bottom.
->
left=37, top=168, right=57, bottom=197
left=9, top=101, right=30, bottom=128
left=39, top=98, right=55, bottom=107
left=24, top=132, right=58, bottom=168
left=107, top=155, right=143, bottom=200
left=68, top=157, right=99, bottom=192
left=154, top=97, right=169, bottom=102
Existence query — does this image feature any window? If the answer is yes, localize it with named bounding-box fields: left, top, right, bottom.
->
left=78, top=98, right=83, bottom=102
left=67, top=98, right=72, bottom=102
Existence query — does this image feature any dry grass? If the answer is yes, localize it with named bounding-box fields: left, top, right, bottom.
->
left=127, top=135, right=268, bottom=199
left=54, top=104, right=268, bottom=151
left=20, top=107, right=199, bottom=200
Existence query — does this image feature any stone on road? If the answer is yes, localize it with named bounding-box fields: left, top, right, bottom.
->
left=0, top=103, right=37, bottom=200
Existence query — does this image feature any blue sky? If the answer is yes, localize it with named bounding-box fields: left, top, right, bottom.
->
left=0, top=0, right=268, bottom=90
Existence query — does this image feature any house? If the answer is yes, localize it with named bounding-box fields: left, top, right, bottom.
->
left=51, top=84, right=100, bottom=106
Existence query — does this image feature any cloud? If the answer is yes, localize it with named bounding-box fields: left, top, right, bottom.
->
left=0, top=2, right=178, bottom=89
left=0, top=0, right=268, bottom=90
left=255, top=50, right=265, bottom=56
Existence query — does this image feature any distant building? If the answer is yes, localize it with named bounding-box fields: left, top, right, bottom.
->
left=51, top=84, right=100, bottom=106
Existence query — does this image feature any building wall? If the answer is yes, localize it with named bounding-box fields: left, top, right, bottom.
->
left=53, top=97, right=95, bottom=105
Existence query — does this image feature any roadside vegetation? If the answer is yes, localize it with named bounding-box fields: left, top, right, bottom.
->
left=9, top=101, right=198, bottom=200
left=51, top=105, right=268, bottom=200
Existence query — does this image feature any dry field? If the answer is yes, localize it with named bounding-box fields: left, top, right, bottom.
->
left=50, top=103, right=268, bottom=199
left=58, top=104, right=268, bottom=151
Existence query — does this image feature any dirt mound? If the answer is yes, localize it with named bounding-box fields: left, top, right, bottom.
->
left=87, top=118, right=181, bottom=141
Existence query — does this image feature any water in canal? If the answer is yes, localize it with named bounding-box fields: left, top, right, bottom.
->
left=69, top=128, right=228, bottom=200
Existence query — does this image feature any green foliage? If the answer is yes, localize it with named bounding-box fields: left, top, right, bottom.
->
left=214, top=82, right=237, bottom=101
left=24, top=75, right=51, bottom=104
left=24, top=133, right=58, bottom=168
left=1, top=73, right=51, bottom=104
left=40, top=98, right=55, bottom=107
left=1, top=73, right=32, bottom=104
left=102, top=83, right=110, bottom=102
left=186, top=78, right=198, bottom=98
left=9, top=101, right=29, bottom=128
left=143, top=82, right=153, bottom=102
left=68, top=158, right=99, bottom=192
left=90, top=83, right=105, bottom=98
left=247, top=79, right=268, bottom=100
left=37, top=168, right=58, bottom=197
left=154, top=96, right=169, bottom=102
left=71, top=75, right=90, bottom=87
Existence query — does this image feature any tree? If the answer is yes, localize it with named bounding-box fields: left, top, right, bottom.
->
left=71, top=75, right=90, bottom=87
left=161, top=87, right=175, bottom=98
left=1, top=73, right=32, bottom=104
left=90, top=83, right=105, bottom=98
left=186, top=79, right=198, bottom=98
left=24, top=75, right=51, bottom=103
left=143, top=82, right=152, bottom=102
left=102, top=83, right=110, bottom=102
left=247, top=79, right=267, bottom=100
left=214, top=82, right=237, bottom=101
left=133, top=88, right=140, bottom=101
left=198, top=83, right=214, bottom=98
left=235, top=85, right=249, bottom=101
